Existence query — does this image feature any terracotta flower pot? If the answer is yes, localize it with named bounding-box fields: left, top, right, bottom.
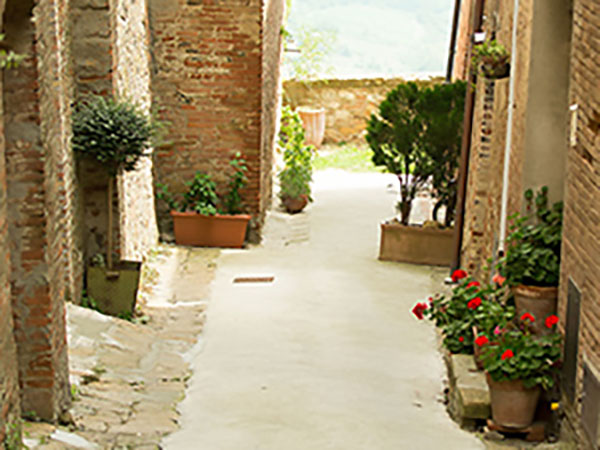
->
left=281, top=194, right=308, bottom=214
left=171, top=211, right=250, bottom=248
left=513, top=285, right=558, bottom=335
left=297, top=107, right=326, bottom=149
left=486, top=374, right=541, bottom=429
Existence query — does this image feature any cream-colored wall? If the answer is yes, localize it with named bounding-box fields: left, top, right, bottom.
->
left=522, top=0, right=572, bottom=204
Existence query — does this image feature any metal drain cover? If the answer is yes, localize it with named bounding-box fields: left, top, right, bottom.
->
left=233, top=275, right=275, bottom=284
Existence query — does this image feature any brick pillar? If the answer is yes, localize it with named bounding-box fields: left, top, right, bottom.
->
left=3, top=0, right=71, bottom=421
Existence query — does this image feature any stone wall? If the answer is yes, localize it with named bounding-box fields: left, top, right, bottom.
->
left=112, top=0, right=159, bottom=261
left=0, top=0, right=73, bottom=422
left=282, top=77, right=443, bottom=145
left=71, top=0, right=158, bottom=263
left=260, top=0, right=285, bottom=213
left=149, top=0, right=265, bottom=240
left=559, top=0, right=600, bottom=447
left=0, top=15, right=21, bottom=441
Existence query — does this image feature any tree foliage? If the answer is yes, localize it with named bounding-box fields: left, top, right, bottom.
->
left=366, top=81, right=466, bottom=225
left=72, top=96, right=156, bottom=177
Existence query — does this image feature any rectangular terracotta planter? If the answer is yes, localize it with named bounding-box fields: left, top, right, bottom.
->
left=378, top=221, right=454, bottom=266
left=171, top=211, right=250, bottom=248
left=87, top=261, right=141, bottom=317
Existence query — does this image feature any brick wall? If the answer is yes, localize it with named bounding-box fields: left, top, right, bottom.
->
left=461, top=0, right=533, bottom=282
left=1, top=0, right=72, bottom=421
left=260, top=0, right=284, bottom=213
left=0, top=45, right=21, bottom=445
left=112, top=0, right=159, bottom=261
left=149, top=0, right=264, bottom=240
left=559, top=0, right=600, bottom=447
left=283, top=77, right=443, bottom=145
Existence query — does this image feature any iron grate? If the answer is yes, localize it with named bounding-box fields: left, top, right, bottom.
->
left=582, top=362, right=600, bottom=449
left=563, top=278, right=581, bottom=404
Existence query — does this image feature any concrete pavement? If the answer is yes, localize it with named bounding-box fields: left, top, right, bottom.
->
left=164, top=170, right=483, bottom=450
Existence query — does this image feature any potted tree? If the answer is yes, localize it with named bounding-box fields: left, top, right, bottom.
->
left=157, top=153, right=251, bottom=247
left=72, top=96, right=157, bottom=317
left=368, top=81, right=466, bottom=265
left=472, top=39, right=511, bottom=80
left=480, top=313, right=562, bottom=429
left=498, top=187, right=563, bottom=334
left=277, top=106, right=314, bottom=214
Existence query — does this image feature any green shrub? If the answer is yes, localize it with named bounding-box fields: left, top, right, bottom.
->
left=72, top=96, right=156, bottom=176
left=366, top=81, right=466, bottom=226
left=278, top=106, right=314, bottom=201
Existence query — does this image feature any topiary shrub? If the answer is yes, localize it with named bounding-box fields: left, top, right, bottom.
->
left=72, top=95, right=158, bottom=269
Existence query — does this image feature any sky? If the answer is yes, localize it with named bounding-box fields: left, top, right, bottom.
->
left=284, top=0, right=456, bottom=79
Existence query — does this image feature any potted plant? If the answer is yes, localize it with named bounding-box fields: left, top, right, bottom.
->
left=157, top=153, right=251, bottom=247
left=368, top=81, right=465, bottom=265
left=277, top=106, right=314, bottom=214
left=480, top=312, right=562, bottom=429
left=472, top=39, right=511, bottom=79
left=72, top=96, right=158, bottom=317
left=498, top=187, right=563, bottom=334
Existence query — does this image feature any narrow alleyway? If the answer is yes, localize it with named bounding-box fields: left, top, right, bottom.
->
left=164, top=170, right=483, bottom=449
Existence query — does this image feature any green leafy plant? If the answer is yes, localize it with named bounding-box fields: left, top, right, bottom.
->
left=278, top=106, right=314, bottom=202
left=472, top=39, right=510, bottom=79
left=0, top=34, right=26, bottom=69
left=413, top=269, right=514, bottom=354
left=3, top=419, right=21, bottom=450
left=367, top=81, right=466, bottom=225
left=223, top=152, right=249, bottom=215
left=481, top=312, right=562, bottom=389
left=80, top=291, right=100, bottom=312
left=498, top=187, right=563, bottom=287
left=72, top=96, right=158, bottom=270
left=157, top=153, right=248, bottom=216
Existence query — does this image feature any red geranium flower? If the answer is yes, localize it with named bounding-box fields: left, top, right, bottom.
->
left=451, top=269, right=468, bottom=283
left=492, top=273, right=506, bottom=286
left=467, top=297, right=482, bottom=310
left=459, top=336, right=464, bottom=343
left=466, top=281, right=480, bottom=289
left=545, top=314, right=559, bottom=328
left=411, top=302, right=428, bottom=320
left=475, top=335, right=489, bottom=347
left=501, top=349, right=514, bottom=360
left=520, top=312, right=535, bottom=322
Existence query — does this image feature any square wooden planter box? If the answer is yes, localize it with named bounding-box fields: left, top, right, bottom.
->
left=378, top=221, right=454, bottom=266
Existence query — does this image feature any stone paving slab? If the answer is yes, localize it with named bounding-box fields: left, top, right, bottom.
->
left=23, top=246, right=216, bottom=449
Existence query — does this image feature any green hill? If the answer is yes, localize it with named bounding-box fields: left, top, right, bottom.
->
left=285, top=0, right=455, bottom=79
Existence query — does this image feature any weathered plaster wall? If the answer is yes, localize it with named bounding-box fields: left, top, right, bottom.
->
left=260, top=0, right=284, bottom=214
left=112, top=0, right=158, bottom=261
left=559, top=0, right=600, bottom=447
left=149, top=0, right=264, bottom=239
left=283, top=77, right=443, bottom=145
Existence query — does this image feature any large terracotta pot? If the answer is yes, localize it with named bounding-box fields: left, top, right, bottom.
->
left=513, top=285, right=558, bottom=335
left=378, top=221, right=454, bottom=266
left=281, top=194, right=308, bottom=214
left=487, top=375, right=541, bottom=429
left=171, top=211, right=250, bottom=248
left=297, top=107, right=326, bottom=148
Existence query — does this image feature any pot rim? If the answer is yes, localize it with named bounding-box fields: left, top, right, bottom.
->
left=170, top=211, right=251, bottom=220
left=513, top=284, right=558, bottom=299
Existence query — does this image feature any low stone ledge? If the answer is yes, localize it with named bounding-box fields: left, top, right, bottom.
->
left=446, top=353, right=491, bottom=428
